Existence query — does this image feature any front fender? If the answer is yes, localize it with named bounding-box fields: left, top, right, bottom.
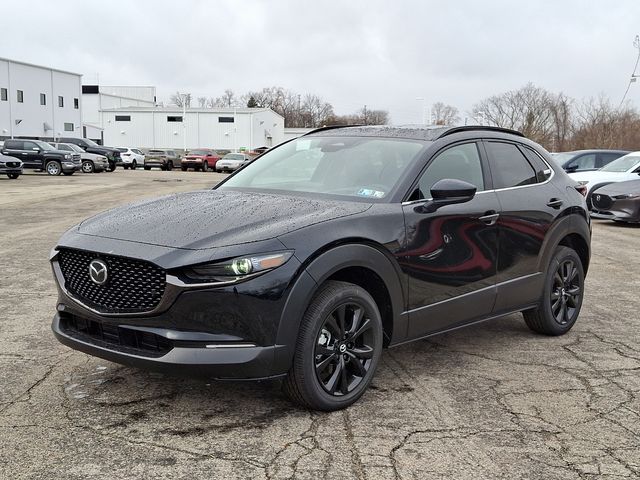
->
left=271, top=243, right=406, bottom=375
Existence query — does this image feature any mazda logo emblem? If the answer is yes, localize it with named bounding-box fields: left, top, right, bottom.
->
left=89, top=259, right=108, bottom=285
left=595, top=195, right=601, bottom=201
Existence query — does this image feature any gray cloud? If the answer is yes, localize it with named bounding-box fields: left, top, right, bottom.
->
left=3, top=0, right=640, bottom=123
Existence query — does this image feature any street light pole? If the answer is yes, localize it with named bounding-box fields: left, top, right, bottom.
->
left=416, top=97, right=427, bottom=124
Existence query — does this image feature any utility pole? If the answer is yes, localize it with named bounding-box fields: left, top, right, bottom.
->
left=181, top=93, right=187, bottom=153
left=620, top=35, right=640, bottom=107
left=363, top=105, right=368, bottom=125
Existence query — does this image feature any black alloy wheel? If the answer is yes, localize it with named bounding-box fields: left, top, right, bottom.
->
left=314, top=302, right=376, bottom=396
left=523, top=246, right=584, bottom=335
left=550, top=258, right=582, bottom=325
left=283, top=280, right=383, bottom=410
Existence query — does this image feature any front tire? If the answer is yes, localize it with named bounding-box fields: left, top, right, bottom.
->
left=523, top=246, right=584, bottom=336
left=283, top=281, right=383, bottom=411
left=166, top=161, right=173, bottom=171
left=81, top=160, right=95, bottom=173
left=46, top=161, right=62, bottom=176
left=7, top=173, right=20, bottom=179
left=131, top=161, right=137, bottom=170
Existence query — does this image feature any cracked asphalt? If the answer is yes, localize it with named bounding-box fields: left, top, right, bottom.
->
left=1, top=169, right=639, bottom=479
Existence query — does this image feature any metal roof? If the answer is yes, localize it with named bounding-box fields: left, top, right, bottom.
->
left=305, top=124, right=524, bottom=141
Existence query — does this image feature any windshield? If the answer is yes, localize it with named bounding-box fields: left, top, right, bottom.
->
left=82, top=138, right=101, bottom=148
left=224, top=154, right=245, bottom=160
left=600, top=154, right=640, bottom=172
left=189, top=150, right=209, bottom=155
left=219, top=136, right=425, bottom=199
left=116, top=148, right=127, bottom=152
left=35, top=140, right=55, bottom=151
left=65, top=143, right=84, bottom=153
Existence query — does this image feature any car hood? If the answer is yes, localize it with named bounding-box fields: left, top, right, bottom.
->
left=76, top=190, right=372, bottom=250
left=595, top=179, right=640, bottom=196
left=568, top=170, right=639, bottom=187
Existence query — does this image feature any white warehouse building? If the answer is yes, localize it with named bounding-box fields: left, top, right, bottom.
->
left=100, top=106, right=285, bottom=151
left=0, top=57, right=82, bottom=141
left=82, top=85, right=156, bottom=143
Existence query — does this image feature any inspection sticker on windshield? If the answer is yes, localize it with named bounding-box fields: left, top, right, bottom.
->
left=356, top=188, right=385, bottom=198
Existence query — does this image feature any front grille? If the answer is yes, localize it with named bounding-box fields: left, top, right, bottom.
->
left=60, top=315, right=171, bottom=358
left=592, top=194, right=613, bottom=210
left=57, top=248, right=166, bottom=314
left=5, top=161, right=20, bottom=168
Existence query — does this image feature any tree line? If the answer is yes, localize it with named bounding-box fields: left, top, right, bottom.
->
left=170, top=87, right=389, bottom=128
left=470, top=83, right=640, bottom=151
left=171, top=83, right=640, bottom=151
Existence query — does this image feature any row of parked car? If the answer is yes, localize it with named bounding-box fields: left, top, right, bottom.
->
left=0, top=138, right=268, bottom=179
left=553, top=149, right=640, bottom=223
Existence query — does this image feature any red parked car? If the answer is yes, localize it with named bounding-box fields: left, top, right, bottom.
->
left=181, top=149, right=221, bottom=172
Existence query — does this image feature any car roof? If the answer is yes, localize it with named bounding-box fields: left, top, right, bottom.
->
left=557, top=149, right=630, bottom=155
left=303, top=124, right=525, bottom=141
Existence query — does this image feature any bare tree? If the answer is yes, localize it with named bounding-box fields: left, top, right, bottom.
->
left=197, top=96, right=207, bottom=108
left=431, top=102, right=460, bottom=125
left=170, top=92, right=192, bottom=108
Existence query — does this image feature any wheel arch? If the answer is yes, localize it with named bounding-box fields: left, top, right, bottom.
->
left=272, top=243, right=406, bottom=375
left=536, top=213, right=591, bottom=276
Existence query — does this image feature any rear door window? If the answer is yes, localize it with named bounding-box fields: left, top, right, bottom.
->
left=485, top=142, right=537, bottom=189
left=4, top=140, right=23, bottom=150
left=521, top=146, right=552, bottom=182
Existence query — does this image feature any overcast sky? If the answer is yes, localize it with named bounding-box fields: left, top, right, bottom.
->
left=3, top=0, right=640, bottom=123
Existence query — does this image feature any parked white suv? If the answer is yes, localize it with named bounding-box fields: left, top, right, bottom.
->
left=116, top=148, right=145, bottom=170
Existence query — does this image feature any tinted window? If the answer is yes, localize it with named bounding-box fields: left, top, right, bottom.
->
left=115, top=115, right=131, bottom=122
left=521, top=146, right=552, bottom=182
left=57, top=145, right=72, bottom=151
left=40, top=93, right=46, bottom=105
left=598, top=152, right=624, bottom=167
left=567, top=153, right=596, bottom=170
left=1, top=88, right=7, bottom=101
left=167, top=116, right=182, bottom=122
left=64, top=123, right=74, bottom=132
left=23, top=141, right=39, bottom=150
left=17, top=90, right=23, bottom=103
left=219, top=117, right=234, bottom=123
left=58, top=96, right=64, bottom=107
left=4, top=140, right=22, bottom=149
left=74, top=98, right=79, bottom=109
left=415, top=143, right=485, bottom=199
left=486, top=142, right=537, bottom=189
left=132, top=149, right=143, bottom=155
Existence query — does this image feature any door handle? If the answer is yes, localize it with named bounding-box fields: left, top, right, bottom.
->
left=547, top=198, right=563, bottom=209
left=478, top=212, right=500, bottom=225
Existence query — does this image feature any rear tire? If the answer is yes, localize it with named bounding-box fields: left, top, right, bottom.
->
left=283, top=280, right=383, bottom=411
left=46, top=161, right=62, bottom=176
left=166, top=161, right=173, bottom=171
left=181, top=166, right=188, bottom=172
left=203, top=162, right=209, bottom=172
left=132, top=161, right=137, bottom=170
left=523, top=246, right=584, bottom=336
left=62, top=171, right=74, bottom=176
left=144, top=166, right=151, bottom=171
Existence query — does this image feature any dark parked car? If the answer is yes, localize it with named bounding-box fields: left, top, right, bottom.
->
left=2, top=139, right=80, bottom=175
left=144, top=149, right=181, bottom=170
left=50, top=125, right=591, bottom=411
left=0, top=153, right=23, bottom=179
left=57, top=137, right=121, bottom=172
left=182, top=149, right=220, bottom=172
left=552, top=149, right=628, bottom=173
left=590, top=179, right=640, bottom=223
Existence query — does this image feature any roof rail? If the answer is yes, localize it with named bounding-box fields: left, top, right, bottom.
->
left=302, top=124, right=364, bottom=136
left=437, top=125, right=524, bottom=139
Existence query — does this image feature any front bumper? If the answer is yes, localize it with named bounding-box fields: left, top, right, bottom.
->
left=52, top=312, right=285, bottom=379
left=0, top=166, right=23, bottom=175
left=216, top=163, right=243, bottom=171
left=50, top=245, right=302, bottom=379
left=63, top=161, right=80, bottom=173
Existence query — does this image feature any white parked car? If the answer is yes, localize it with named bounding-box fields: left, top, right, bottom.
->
left=50, top=142, right=109, bottom=173
left=116, top=148, right=145, bottom=170
left=568, top=152, right=640, bottom=208
left=215, top=153, right=253, bottom=172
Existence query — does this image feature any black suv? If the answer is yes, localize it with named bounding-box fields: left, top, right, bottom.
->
left=50, top=126, right=591, bottom=410
left=57, top=137, right=121, bottom=172
left=2, top=139, right=80, bottom=175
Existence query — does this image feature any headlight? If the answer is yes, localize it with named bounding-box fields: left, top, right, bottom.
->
left=183, top=251, right=293, bottom=283
left=64, top=154, right=71, bottom=159
left=613, top=193, right=640, bottom=199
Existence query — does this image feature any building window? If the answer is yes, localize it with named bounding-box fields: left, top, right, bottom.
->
left=167, top=116, right=183, bottom=122
left=74, top=98, right=79, bottom=109
left=40, top=93, right=46, bottom=105
left=64, top=122, right=74, bottom=132
left=17, top=90, right=24, bottom=103
left=1, top=88, right=7, bottom=101
left=58, top=96, right=64, bottom=107
left=218, top=116, right=234, bottom=123
left=115, top=115, right=131, bottom=122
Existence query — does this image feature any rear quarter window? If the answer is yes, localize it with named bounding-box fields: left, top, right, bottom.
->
left=485, top=142, right=537, bottom=189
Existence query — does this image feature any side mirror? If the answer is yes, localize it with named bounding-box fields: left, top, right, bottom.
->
left=32, top=147, right=41, bottom=152
left=416, top=179, right=477, bottom=213
left=565, top=165, right=578, bottom=173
